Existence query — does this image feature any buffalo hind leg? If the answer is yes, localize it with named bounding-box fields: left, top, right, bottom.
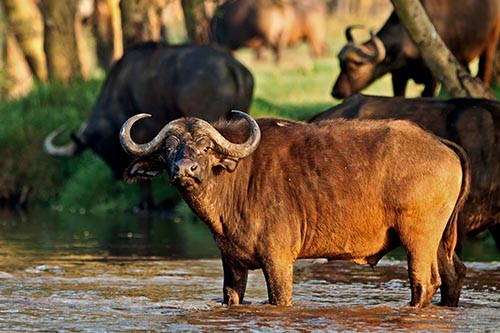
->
left=405, top=252, right=441, bottom=307
left=261, top=256, right=295, bottom=306
left=489, top=223, right=500, bottom=253
left=222, top=255, right=248, bottom=305
left=438, top=245, right=466, bottom=307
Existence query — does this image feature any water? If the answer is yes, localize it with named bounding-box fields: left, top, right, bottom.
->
left=0, top=209, right=498, bottom=332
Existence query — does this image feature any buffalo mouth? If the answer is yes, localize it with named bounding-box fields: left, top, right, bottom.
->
left=170, top=175, right=200, bottom=191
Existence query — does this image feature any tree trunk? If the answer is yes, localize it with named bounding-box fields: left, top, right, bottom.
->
left=0, top=1, right=33, bottom=100
left=1, top=0, right=47, bottom=83
left=181, top=0, right=211, bottom=44
left=120, top=0, right=163, bottom=50
left=391, top=0, right=495, bottom=99
left=40, top=0, right=82, bottom=83
left=4, top=32, right=34, bottom=99
left=94, top=0, right=123, bottom=70
left=75, top=0, right=97, bottom=79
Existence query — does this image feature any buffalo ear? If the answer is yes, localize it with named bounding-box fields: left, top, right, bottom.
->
left=124, top=158, right=164, bottom=183
left=216, top=157, right=239, bottom=172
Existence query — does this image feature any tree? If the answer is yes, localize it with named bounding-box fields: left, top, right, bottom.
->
left=390, top=0, right=495, bottom=99
left=181, top=0, right=211, bottom=44
left=1, top=0, right=47, bottom=83
left=40, top=0, right=82, bottom=83
left=94, top=0, right=123, bottom=70
left=75, top=0, right=98, bottom=79
left=120, top=0, right=164, bottom=50
left=0, top=0, right=34, bottom=99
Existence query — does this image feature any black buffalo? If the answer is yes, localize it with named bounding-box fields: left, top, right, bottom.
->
left=311, top=94, right=500, bottom=255
left=44, top=42, right=254, bottom=210
left=120, top=111, right=470, bottom=307
left=331, top=0, right=500, bottom=98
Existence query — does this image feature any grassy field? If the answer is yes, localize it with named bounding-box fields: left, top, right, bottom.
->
left=0, top=11, right=498, bottom=213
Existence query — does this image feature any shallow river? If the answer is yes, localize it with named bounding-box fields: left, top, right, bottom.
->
left=0, top=209, right=498, bottom=332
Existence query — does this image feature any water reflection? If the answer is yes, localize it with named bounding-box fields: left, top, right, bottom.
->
left=0, top=209, right=498, bottom=332
left=0, top=209, right=220, bottom=260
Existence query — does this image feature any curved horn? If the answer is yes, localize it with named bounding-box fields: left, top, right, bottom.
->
left=120, top=111, right=261, bottom=159
left=120, top=113, right=180, bottom=157
left=369, top=30, right=386, bottom=63
left=43, top=124, right=86, bottom=157
left=199, top=110, right=261, bottom=158
left=345, top=25, right=364, bottom=42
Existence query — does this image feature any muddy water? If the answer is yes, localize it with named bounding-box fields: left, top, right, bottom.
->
left=0, top=209, right=498, bottom=332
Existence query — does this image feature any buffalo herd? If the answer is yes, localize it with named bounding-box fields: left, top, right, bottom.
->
left=44, top=42, right=253, bottom=210
left=43, top=0, right=500, bottom=307
left=332, top=0, right=500, bottom=98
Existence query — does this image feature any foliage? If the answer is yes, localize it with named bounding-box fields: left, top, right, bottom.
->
left=0, top=79, right=100, bottom=206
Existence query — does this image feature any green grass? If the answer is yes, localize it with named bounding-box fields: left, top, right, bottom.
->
left=0, top=77, right=183, bottom=213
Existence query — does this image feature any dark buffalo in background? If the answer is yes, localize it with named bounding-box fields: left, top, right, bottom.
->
left=311, top=94, right=500, bottom=255
left=120, top=111, right=470, bottom=307
left=210, top=0, right=327, bottom=62
left=331, top=0, right=500, bottom=98
left=44, top=42, right=254, bottom=210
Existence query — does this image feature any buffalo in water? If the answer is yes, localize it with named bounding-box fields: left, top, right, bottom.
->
left=120, top=111, right=470, bottom=307
left=44, top=42, right=254, bottom=210
left=331, top=0, right=500, bottom=98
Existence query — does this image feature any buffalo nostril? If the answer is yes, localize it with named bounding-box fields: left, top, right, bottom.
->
left=174, top=159, right=198, bottom=177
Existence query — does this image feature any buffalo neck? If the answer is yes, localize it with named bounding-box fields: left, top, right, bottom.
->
left=177, top=160, right=253, bottom=238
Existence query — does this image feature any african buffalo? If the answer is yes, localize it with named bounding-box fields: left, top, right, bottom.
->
left=331, top=0, right=500, bottom=98
left=44, top=42, right=254, bottom=210
left=210, top=0, right=327, bottom=62
left=120, top=111, right=470, bottom=307
left=310, top=94, right=500, bottom=256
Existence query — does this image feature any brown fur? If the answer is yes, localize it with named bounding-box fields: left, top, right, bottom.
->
left=125, top=117, right=470, bottom=307
left=311, top=94, right=498, bottom=254
left=210, top=0, right=327, bottom=62
left=311, top=94, right=500, bottom=306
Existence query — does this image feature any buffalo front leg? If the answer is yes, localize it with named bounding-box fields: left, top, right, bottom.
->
left=222, top=256, right=248, bottom=305
left=391, top=69, right=410, bottom=96
left=261, top=257, right=295, bottom=306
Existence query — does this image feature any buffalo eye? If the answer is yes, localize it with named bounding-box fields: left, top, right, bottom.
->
left=195, top=137, right=211, bottom=153
left=164, top=137, right=179, bottom=154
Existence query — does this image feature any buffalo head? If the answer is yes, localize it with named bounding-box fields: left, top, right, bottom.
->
left=331, top=26, right=386, bottom=99
left=120, top=111, right=261, bottom=192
